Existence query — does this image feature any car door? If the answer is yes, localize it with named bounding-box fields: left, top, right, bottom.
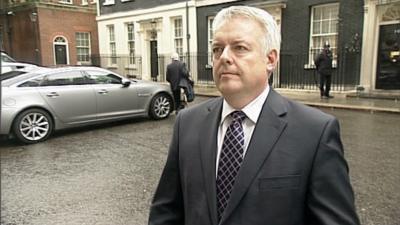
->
left=37, top=70, right=97, bottom=124
left=85, top=70, right=140, bottom=120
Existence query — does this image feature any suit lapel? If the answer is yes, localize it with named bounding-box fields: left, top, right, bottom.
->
left=220, top=90, right=288, bottom=224
left=199, top=98, right=223, bottom=225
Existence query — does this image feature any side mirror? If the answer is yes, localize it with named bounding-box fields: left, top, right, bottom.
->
left=121, top=78, right=131, bottom=87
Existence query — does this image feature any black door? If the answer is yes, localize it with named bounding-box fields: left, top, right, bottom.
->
left=55, top=44, right=67, bottom=65
left=150, top=40, right=158, bottom=81
left=376, top=23, right=400, bottom=90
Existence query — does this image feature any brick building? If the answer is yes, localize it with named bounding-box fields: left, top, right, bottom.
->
left=0, top=0, right=99, bottom=66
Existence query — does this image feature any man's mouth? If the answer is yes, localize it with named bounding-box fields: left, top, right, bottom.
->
left=220, top=71, right=238, bottom=76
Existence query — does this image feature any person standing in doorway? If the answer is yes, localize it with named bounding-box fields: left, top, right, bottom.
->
left=315, top=43, right=334, bottom=99
left=149, top=6, right=359, bottom=225
left=166, top=52, right=188, bottom=112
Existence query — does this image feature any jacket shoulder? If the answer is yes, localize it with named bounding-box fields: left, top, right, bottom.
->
left=285, top=98, right=336, bottom=125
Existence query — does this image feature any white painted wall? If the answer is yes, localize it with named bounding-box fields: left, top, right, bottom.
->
left=96, top=1, right=198, bottom=80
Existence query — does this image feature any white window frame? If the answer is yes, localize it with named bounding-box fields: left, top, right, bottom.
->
left=58, top=0, right=72, bottom=4
left=81, top=0, right=88, bottom=5
left=103, top=0, right=115, bottom=6
left=126, top=22, right=135, bottom=66
left=76, top=32, right=91, bottom=64
left=173, top=17, right=183, bottom=58
left=207, top=16, right=214, bottom=68
left=307, top=3, right=339, bottom=68
left=107, top=25, right=117, bottom=66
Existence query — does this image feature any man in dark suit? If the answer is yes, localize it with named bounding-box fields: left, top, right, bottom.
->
left=149, top=6, right=360, bottom=225
left=166, top=52, right=188, bottom=111
left=315, top=43, right=334, bottom=99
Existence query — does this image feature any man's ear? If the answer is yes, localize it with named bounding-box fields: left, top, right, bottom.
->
left=266, top=49, right=278, bottom=73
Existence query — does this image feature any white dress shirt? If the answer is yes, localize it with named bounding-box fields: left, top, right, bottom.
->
left=216, top=85, right=270, bottom=175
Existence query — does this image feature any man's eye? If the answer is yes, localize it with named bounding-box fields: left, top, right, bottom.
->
left=235, top=45, right=247, bottom=51
left=212, top=47, right=223, bottom=54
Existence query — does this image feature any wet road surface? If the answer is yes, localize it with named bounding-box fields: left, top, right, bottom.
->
left=1, top=97, right=399, bottom=225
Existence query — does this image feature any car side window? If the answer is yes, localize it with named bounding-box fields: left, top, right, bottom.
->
left=18, top=77, right=43, bottom=87
left=85, top=70, right=122, bottom=84
left=40, top=71, right=86, bottom=86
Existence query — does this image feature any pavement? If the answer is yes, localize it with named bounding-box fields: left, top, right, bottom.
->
left=194, top=86, right=400, bottom=114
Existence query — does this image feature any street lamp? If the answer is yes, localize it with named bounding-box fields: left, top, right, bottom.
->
left=29, top=11, right=39, bottom=65
left=29, top=12, right=37, bottom=22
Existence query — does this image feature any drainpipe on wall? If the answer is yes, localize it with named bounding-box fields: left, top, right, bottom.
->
left=30, top=10, right=41, bottom=65
left=186, top=0, right=190, bottom=71
left=6, top=10, right=14, bottom=56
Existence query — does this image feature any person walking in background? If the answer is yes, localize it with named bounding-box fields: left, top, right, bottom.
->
left=166, top=52, right=188, bottom=112
left=149, top=6, right=359, bottom=225
left=315, top=42, right=334, bottom=99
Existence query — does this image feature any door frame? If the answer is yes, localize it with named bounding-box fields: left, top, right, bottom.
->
left=53, top=35, right=70, bottom=65
left=374, top=21, right=400, bottom=90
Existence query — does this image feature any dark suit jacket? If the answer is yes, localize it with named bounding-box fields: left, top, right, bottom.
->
left=166, top=60, right=188, bottom=91
left=149, top=89, right=360, bottom=225
left=314, top=49, right=333, bottom=76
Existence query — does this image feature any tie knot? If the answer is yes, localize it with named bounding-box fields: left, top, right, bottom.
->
left=231, top=111, right=246, bottom=123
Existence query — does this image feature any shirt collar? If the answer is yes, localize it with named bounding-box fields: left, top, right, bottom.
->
left=221, top=85, right=270, bottom=125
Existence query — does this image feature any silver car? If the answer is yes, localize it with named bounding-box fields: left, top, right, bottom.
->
left=1, top=52, right=38, bottom=74
left=1, top=66, right=174, bottom=144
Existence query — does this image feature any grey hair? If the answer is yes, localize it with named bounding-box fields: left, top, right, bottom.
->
left=171, top=52, right=179, bottom=60
left=212, top=5, right=281, bottom=55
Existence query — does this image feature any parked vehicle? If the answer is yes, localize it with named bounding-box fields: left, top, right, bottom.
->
left=1, top=66, right=174, bottom=144
left=1, top=52, right=38, bottom=74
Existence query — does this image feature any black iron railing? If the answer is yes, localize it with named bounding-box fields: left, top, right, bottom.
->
left=91, top=50, right=359, bottom=91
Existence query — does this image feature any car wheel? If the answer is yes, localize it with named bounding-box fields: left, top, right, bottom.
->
left=12, top=108, right=53, bottom=144
left=149, top=93, right=172, bottom=120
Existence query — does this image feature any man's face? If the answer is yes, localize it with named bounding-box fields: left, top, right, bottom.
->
left=212, top=16, right=276, bottom=101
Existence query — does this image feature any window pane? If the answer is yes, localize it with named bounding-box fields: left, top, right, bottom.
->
left=322, top=7, right=330, bottom=20
left=108, top=25, right=115, bottom=42
left=19, top=77, right=42, bottom=87
left=330, top=6, right=339, bottom=18
left=330, top=19, right=338, bottom=33
left=313, top=21, right=321, bottom=34
left=174, top=18, right=182, bottom=37
left=322, top=20, right=330, bottom=33
left=86, top=71, right=121, bottom=84
left=76, top=32, right=90, bottom=62
left=310, top=3, right=339, bottom=59
left=41, top=71, right=83, bottom=86
left=313, top=8, right=321, bottom=20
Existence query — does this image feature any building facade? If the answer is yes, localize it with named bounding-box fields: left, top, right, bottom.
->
left=195, top=0, right=286, bottom=85
left=97, top=0, right=399, bottom=93
left=195, top=0, right=365, bottom=91
left=0, top=0, right=99, bottom=66
left=97, top=0, right=197, bottom=80
left=279, top=0, right=364, bottom=91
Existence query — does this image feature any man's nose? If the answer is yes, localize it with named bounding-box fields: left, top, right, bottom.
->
left=220, top=46, right=233, bottom=64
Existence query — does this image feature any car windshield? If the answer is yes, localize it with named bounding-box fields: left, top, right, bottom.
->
left=1, top=70, right=45, bottom=87
left=1, top=53, right=16, bottom=63
left=0, top=71, right=27, bottom=81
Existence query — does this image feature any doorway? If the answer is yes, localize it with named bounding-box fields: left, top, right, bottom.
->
left=55, top=45, right=67, bottom=65
left=150, top=40, right=158, bottom=81
left=53, top=36, right=69, bottom=65
left=376, top=23, right=400, bottom=90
